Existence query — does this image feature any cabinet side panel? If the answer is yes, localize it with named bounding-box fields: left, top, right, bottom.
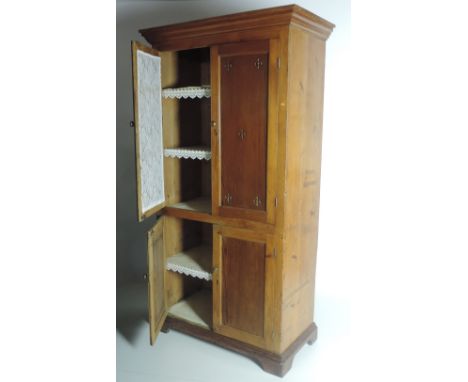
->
left=280, top=26, right=326, bottom=351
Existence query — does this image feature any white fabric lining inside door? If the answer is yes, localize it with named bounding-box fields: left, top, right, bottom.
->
left=137, top=50, right=164, bottom=213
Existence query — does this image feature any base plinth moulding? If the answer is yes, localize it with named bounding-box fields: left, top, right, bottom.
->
left=161, top=316, right=317, bottom=377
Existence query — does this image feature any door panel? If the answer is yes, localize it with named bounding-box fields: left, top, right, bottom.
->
left=132, top=41, right=165, bottom=221
left=211, top=40, right=280, bottom=223
left=213, top=225, right=276, bottom=350
left=220, top=52, right=268, bottom=212
left=147, top=217, right=167, bottom=345
left=222, top=237, right=265, bottom=336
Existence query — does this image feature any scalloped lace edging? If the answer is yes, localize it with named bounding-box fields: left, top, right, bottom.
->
left=162, top=86, right=211, bottom=99
left=166, top=263, right=212, bottom=280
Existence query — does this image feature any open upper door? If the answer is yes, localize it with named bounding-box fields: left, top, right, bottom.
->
left=146, top=217, right=167, bottom=345
left=132, top=41, right=165, bottom=221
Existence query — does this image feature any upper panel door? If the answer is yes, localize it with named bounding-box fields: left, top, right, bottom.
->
left=132, top=41, right=166, bottom=221
left=211, top=40, right=279, bottom=223
left=146, top=217, right=168, bottom=345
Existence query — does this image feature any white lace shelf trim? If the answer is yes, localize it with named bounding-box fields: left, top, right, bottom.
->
left=166, top=245, right=212, bottom=281
left=164, top=146, right=211, bottom=160
left=162, top=86, right=211, bottom=99
left=166, top=263, right=212, bottom=280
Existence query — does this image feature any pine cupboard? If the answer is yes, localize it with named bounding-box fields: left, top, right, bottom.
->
left=131, top=4, right=334, bottom=377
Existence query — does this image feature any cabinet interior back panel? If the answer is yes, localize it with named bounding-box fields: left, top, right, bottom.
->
left=137, top=50, right=165, bottom=213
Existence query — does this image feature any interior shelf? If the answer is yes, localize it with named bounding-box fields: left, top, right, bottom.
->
left=164, top=146, right=211, bottom=160
left=168, top=289, right=212, bottom=329
left=162, top=86, right=211, bottom=99
left=166, top=244, right=212, bottom=280
left=167, top=197, right=211, bottom=215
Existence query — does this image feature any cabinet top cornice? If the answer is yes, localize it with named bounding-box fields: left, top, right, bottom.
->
left=140, top=4, right=335, bottom=50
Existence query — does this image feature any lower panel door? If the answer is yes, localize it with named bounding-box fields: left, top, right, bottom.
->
left=212, top=225, right=277, bottom=350
left=147, top=217, right=168, bottom=345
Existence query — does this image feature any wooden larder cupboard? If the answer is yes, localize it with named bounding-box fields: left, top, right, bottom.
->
left=131, top=5, right=334, bottom=377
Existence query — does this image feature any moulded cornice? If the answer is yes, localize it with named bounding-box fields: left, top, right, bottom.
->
left=140, top=4, right=335, bottom=50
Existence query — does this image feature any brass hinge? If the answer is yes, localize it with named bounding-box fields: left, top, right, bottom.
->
left=253, top=195, right=262, bottom=208
left=254, top=57, right=264, bottom=70
left=224, top=193, right=232, bottom=205
left=266, top=248, right=277, bottom=259
left=277, top=57, right=281, bottom=69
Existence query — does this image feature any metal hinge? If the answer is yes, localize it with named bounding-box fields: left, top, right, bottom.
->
left=277, top=57, right=281, bottom=69
left=254, top=57, right=264, bottom=70
left=266, top=248, right=277, bottom=259
left=224, top=193, right=232, bottom=205
left=253, top=195, right=262, bottom=208
left=274, top=196, right=278, bottom=207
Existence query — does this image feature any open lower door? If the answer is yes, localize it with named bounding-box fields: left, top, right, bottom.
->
left=132, top=41, right=165, bottom=221
left=147, top=217, right=167, bottom=345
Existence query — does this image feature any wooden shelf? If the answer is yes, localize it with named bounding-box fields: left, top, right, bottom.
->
left=168, top=289, right=212, bottom=329
left=164, top=146, right=211, bottom=160
left=162, top=86, right=211, bottom=99
left=166, top=197, right=211, bottom=215
left=164, top=198, right=276, bottom=234
left=166, top=245, right=212, bottom=280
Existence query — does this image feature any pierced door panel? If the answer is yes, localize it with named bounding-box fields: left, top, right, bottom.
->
left=147, top=217, right=168, bottom=345
left=220, top=52, right=268, bottom=212
left=132, top=41, right=165, bottom=221
left=211, top=40, right=279, bottom=223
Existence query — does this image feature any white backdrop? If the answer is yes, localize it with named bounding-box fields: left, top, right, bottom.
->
left=1, top=0, right=467, bottom=381
left=116, top=1, right=468, bottom=381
